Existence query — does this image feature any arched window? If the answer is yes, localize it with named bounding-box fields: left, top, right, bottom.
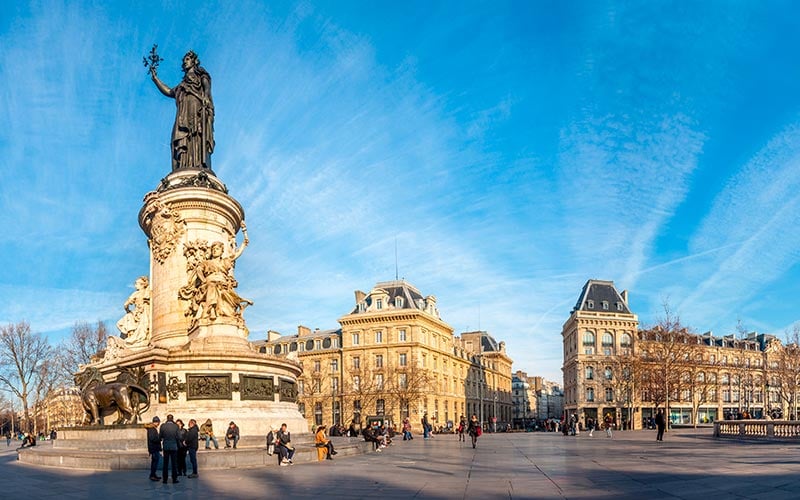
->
left=604, top=367, right=613, bottom=380
left=273, top=344, right=281, bottom=355
left=585, top=366, right=594, bottom=380
left=602, top=332, right=614, bottom=355
left=583, top=331, right=595, bottom=345
left=306, top=340, right=314, bottom=351
left=289, top=342, right=298, bottom=352
left=620, top=333, right=632, bottom=347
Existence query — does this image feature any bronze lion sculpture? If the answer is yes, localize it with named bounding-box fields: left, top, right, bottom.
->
left=74, top=367, right=149, bottom=425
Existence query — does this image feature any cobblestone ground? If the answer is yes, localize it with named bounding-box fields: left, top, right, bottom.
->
left=4, top=429, right=800, bottom=499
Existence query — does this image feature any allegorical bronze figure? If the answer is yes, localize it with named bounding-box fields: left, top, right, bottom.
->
left=146, top=46, right=215, bottom=171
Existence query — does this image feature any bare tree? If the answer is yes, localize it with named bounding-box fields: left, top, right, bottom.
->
left=340, top=359, right=384, bottom=426
left=610, top=350, right=642, bottom=430
left=773, top=327, right=800, bottom=419
left=0, top=322, right=53, bottom=433
left=637, top=303, right=695, bottom=426
left=685, top=346, right=717, bottom=427
left=57, top=321, right=108, bottom=383
left=385, top=353, right=434, bottom=422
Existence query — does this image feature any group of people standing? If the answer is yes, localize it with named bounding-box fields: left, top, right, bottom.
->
left=147, top=415, right=198, bottom=483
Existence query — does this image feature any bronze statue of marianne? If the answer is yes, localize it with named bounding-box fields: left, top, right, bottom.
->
left=149, top=49, right=215, bottom=172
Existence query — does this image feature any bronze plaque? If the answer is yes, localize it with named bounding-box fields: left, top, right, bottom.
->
left=279, top=379, right=297, bottom=403
left=240, top=375, right=275, bottom=401
left=186, top=374, right=232, bottom=400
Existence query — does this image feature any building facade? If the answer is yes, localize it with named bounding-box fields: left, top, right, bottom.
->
left=562, top=280, right=639, bottom=428
left=512, top=370, right=564, bottom=429
left=257, top=280, right=513, bottom=431
left=563, top=279, right=798, bottom=429
left=511, top=371, right=532, bottom=427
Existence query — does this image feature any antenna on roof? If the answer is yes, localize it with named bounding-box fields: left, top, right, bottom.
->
left=394, top=236, right=399, bottom=281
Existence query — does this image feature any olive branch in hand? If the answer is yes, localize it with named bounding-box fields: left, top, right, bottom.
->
left=143, top=44, right=164, bottom=75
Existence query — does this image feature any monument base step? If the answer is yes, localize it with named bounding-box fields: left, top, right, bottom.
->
left=18, top=438, right=371, bottom=470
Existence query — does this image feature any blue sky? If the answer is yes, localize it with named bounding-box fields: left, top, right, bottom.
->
left=2, top=1, right=800, bottom=382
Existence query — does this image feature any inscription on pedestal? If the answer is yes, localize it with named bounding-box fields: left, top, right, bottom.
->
left=279, top=379, right=297, bottom=403
left=186, top=374, right=232, bottom=400
left=240, top=375, right=275, bottom=401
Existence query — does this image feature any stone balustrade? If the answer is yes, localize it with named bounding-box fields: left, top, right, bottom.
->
left=714, top=420, right=800, bottom=439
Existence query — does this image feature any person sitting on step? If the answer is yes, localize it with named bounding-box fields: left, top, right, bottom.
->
left=275, top=423, right=295, bottom=465
left=315, top=425, right=338, bottom=460
left=225, top=421, right=240, bottom=449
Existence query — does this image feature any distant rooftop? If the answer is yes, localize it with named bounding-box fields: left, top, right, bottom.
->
left=572, top=279, right=631, bottom=314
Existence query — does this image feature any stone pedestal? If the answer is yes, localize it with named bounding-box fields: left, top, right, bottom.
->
left=79, top=168, right=306, bottom=439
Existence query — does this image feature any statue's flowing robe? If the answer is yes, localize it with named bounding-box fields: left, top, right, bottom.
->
left=172, top=67, right=214, bottom=171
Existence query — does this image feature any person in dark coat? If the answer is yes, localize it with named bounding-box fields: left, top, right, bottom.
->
left=176, top=419, right=188, bottom=476
left=147, top=416, right=162, bottom=481
left=185, top=419, right=199, bottom=478
left=225, top=421, right=240, bottom=449
left=655, top=409, right=667, bottom=441
left=467, top=414, right=481, bottom=449
left=275, top=423, right=295, bottom=465
left=159, top=414, right=179, bottom=483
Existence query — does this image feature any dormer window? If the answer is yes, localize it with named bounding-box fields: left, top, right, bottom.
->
left=358, top=302, right=366, bottom=313
left=587, top=300, right=594, bottom=309
left=395, top=296, right=404, bottom=308
left=376, top=299, right=383, bottom=310
left=602, top=301, right=609, bottom=310
left=616, top=302, right=623, bottom=311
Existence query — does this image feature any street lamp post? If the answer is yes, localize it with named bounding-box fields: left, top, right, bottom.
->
left=479, top=380, right=484, bottom=429
left=493, top=394, right=498, bottom=433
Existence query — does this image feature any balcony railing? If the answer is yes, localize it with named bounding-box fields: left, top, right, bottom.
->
left=714, top=420, right=800, bottom=439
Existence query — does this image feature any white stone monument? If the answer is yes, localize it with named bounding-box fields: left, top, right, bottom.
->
left=77, top=48, right=306, bottom=436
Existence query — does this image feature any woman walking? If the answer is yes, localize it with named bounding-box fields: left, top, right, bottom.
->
left=467, top=414, right=481, bottom=449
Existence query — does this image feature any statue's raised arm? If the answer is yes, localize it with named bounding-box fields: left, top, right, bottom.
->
left=231, top=221, right=249, bottom=261
left=146, top=47, right=215, bottom=172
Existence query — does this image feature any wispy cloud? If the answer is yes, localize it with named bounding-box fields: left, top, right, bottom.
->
left=2, top=2, right=800, bottom=383
left=677, top=123, right=800, bottom=328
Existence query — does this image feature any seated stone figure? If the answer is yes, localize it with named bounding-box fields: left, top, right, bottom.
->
left=116, top=276, right=151, bottom=346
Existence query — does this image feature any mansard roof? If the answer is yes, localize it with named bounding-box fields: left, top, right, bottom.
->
left=572, top=279, right=631, bottom=314
left=349, top=279, right=428, bottom=314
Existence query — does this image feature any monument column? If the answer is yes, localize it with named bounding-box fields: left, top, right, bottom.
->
left=139, top=169, right=250, bottom=349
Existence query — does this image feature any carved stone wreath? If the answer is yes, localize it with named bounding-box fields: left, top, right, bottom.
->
left=144, top=199, right=186, bottom=264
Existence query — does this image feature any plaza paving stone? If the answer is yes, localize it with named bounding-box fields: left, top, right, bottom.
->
left=2, top=429, right=800, bottom=499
